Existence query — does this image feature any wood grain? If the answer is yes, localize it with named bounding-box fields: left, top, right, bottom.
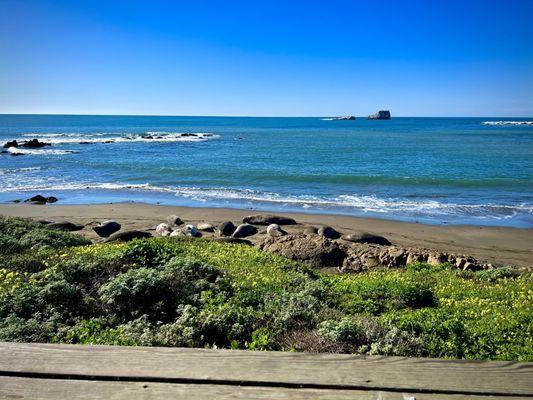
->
left=0, top=343, right=531, bottom=396
left=0, top=377, right=530, bottom=400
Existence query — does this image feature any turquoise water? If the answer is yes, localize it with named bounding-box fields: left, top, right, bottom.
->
left=1, top=115, right=532, bottom=227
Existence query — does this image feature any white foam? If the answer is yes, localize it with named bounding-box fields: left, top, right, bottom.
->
left=3, top=182, right=530, bottom=220
left=5, top=147, right=77, bottom=155
left=15, top=132, right=219, bottom=145
left=482, top=121, right=533, bottom=126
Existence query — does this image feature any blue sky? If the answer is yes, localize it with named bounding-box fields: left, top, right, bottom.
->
left=1, top=0, right=532, bottom=116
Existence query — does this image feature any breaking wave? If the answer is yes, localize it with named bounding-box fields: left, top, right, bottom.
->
left=5, top=147, right=78, bottom=155
left=3, top=181, right=531, bottom=221
left=18, top=132, right=219, bottom=144
left=482, top=121, right=533, bottom=126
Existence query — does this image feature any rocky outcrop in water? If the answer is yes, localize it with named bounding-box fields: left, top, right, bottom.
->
left=367, top=110, right=391, bottom=120
left=23, top=195, right=58, bottom=204
left=3, top=140, right=18, bottom=149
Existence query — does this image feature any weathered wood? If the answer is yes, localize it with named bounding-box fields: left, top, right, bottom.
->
left=0, top=343, right=531, bottom=397
left=0, top=377, right=529, bottom=400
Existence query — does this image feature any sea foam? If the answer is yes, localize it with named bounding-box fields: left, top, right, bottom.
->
left=482, top=121, right=533, bottom=126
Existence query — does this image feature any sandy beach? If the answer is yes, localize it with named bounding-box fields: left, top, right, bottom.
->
left=0, top=202, right=531, bottom=268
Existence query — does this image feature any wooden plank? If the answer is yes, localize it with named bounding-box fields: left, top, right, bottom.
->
left=0, top=377, right=530, bottom=400
left=1, top=343, right=532, bottom=396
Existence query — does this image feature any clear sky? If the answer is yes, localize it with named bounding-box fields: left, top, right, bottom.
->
left=1, top=0, right=532, bottom=117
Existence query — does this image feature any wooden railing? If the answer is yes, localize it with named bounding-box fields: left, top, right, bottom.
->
left=0, top=342, right=532, bottom=399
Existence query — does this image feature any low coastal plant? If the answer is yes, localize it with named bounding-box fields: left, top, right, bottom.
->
left=0, top=218, right=531, bottom=361
left=0, top=217, right=90, bottom=254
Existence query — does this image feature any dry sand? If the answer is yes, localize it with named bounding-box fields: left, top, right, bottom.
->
left=0, top=203, right=531, bottom=268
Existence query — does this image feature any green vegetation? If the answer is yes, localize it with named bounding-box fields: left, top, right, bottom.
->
left=0, top=217, right=531, bottom=361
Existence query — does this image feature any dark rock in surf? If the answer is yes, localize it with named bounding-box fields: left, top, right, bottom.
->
left=24, top=195, right=58, bottom=204
left=3, top=140, right=18, bottom=148
left=21, top=139, right=51, bottom=148
left=24, top=195, right=48, bottom=204
left=243, top=214, right=297, bottom=226
left=93, top=220, right=121, bottom=237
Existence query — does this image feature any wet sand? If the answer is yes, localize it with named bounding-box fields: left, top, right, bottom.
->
left=0, top=203, right=531, bottom=268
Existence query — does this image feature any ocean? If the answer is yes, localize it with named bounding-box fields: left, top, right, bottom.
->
left=1, top=114, right=532, bottom=227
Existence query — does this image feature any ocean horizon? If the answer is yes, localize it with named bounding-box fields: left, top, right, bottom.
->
left=1, top=114, right=532, bottom=228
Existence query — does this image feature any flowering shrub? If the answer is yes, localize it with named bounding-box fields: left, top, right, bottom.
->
left=0, top=218, right=531, bottom=360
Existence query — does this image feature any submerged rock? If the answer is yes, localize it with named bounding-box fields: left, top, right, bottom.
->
left=243, top=214, right=297, bottom=226
left=93, top=220, right=121, bottom=237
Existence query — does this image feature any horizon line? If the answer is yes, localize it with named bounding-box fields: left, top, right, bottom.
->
left=1, top=113, right=532, bottom=119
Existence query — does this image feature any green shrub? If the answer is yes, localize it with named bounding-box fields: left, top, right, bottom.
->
left=0, top=217, right=90, bottom=254
left=0, top=217, right=530, bottom=361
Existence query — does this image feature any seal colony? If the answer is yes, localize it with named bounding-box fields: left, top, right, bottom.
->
left=2, top=202, right=530, bottom=272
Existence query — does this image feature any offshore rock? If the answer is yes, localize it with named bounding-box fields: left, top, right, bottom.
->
left=367, top=110, right=391, bottom=120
